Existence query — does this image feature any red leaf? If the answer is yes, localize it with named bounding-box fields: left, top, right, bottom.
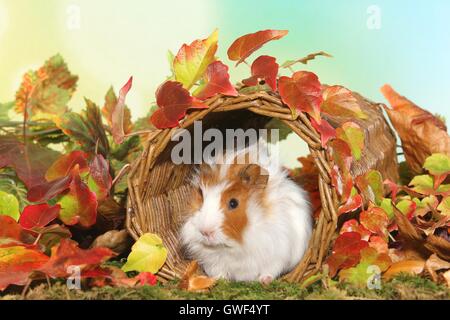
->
left=384, top=179, right=399, bottom=203
left=45, top=150, right=88, bottom=181
left=329, top=139, right=353, bottom=201
left=150, top=81, right=208, bottom=129
left=0, top=215, right=24, bottom=241
left=0, top=245, right=49, bottom=290
left=360, top=207, right=390, bottom=238
left=19, top=204, right=60, bottom=230
left=338, top=194, right=363, bottom=215
left=0, top=136, right=60, bottom=189
left=27, top=174, right=72, bottom=203
left=310, top=117, right=336, bottom=147
left=112, top=77, right=133, bottom=145
left=278, top=71, right=323, bottom=122
left=134, top=272, right=158, bottom=286
left=326, top=232, right=368, bottom=277
left=39, top=239, right=114, bottom=278
left=242, top=55, right=279, bottom=91
left=57, top=168, right=98, bottom=227
left=193, top=61, right=238, bottom=100
left=87, top=154, right=112, bottom=201
left=369, top=235, right=389, bottom=254
left=340, top=219, right=371, bottom=241
left=227, top=29, right=288, bottom=65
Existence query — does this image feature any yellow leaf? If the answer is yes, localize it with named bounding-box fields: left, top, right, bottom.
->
left=173, top=29, right=219, bottom=90
left=121, top=233, right=167, bottom=274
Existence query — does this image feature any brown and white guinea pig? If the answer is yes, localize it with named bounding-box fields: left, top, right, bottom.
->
left=180, top=142, right=313, bottom=284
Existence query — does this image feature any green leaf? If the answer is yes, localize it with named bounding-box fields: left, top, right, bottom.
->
left=379, top=198, right=394, bottom=220
left=0, top=191, right=20, bottom=221
left=355, top=170, right=384, bottom=205
left=339, top=247, right=391, bottom=288
left=336, top=122, right=365, bottom=161
left=409, top=175, right=450, bottom=195
left=423, top=153, right=450, bottom=188
left=122, top=233, right=167, bottom=273
left=437, top=197, right=450, bottom=216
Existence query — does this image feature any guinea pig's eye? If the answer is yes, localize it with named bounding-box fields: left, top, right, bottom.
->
left=228, top=198, right=239, bottom=210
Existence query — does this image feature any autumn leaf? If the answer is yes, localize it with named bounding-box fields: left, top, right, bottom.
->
left=179, top=260, right=216, bottom=292
left=27, top=174, right=73, bottom=203
left=15, top=54, right=78, bottom=120
left=0, top=245, right=49, bottom=290
left=281, top=51, right=333, bottom=69
left=173, top=29, right=219, bottom=90
left=45, top=150, right=89, bottom=181
left=55, top=99, right=109, bottom=156
left=278, top=71, right=323, bottom=122
left=338, top=193, right=363, bottom=215
left=438, top=197, right=450, bottom=216
left=227, top=29, right=288, bottom=66
left=242, top=55, right=279, bottom=91
left=336, top=122, right=365, bottom=161
left=329, top=139, right=353, bottom=201
left=321, top=86, right=368, bottom=120
left=150, top=81, right=208, bottom=129
left=18, top=204, right=60, bottom=230
left=414, top=195, right=439, bottom=217
left=122, top=233, right=167, bottom=274
left=310, top=117, right=336, bottom=147
left=111, top=77, right=133, bottom=145
left=57, top=167, right=98, bottom=227
left=396, top=199, right=417, bottom=220
left=39, top=239, right=114, bottom=278
left=383, top=260, right=425, bottom=281
left=381, top=84, right=450, bottom=174
left=340, top=219, right=371, bottom=241
left=193, top=61, right=238, bottom=100
left=0, top=136, right=60, bottom=189
left=0, top=215, right=26, bottom=242
left=339, top=247, right=391, bottom=287
left=409, top=175, right=450, bottom=196
left=325, top=232, right=369, bottom=277
left=423, top=153, right=450, bottom=189
left=360, top=207, right=390, bottom=239
left=102, top=85, right=133, bottom=135
left=355, top=170, right=384, bottom=205
left=368, top=236, right=389, bottom=254
left=87, top=154, right=112, bottom=201
left=0, top=191, right=20, bottom=221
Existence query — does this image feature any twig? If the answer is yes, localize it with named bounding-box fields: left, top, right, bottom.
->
left=21, top=279, right=32, bottom=299
left=112, top=164, right=131, bottom=187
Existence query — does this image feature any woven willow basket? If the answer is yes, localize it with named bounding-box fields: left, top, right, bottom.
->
left=126, top=90, right=399, bottom=283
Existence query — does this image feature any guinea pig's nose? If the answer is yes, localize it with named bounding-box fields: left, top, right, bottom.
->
left=200, top=229, right=215, bottom=239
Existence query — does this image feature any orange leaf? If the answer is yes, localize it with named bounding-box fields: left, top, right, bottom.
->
left=111, top=77, right=133, bottom=145
left=278, top=71, right=323, bottom=122
left=383, top=260, right=425, bottom=280
left=227, top=29, right=288, bottom=65
left=381, top=84, right=450, bottom=174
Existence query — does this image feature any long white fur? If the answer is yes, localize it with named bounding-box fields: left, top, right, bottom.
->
left=180, top=142, right=313, bottom=282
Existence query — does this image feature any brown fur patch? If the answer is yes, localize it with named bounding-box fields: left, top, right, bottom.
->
left=220, top=163, right=269, bottom=242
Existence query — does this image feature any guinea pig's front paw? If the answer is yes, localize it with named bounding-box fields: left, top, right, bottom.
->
left=258, top=274, right=274, bottom=285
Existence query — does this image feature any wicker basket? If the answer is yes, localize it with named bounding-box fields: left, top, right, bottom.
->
left=126, top=90, right=399, bottom=282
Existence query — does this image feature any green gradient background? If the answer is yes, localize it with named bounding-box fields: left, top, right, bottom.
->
left=1, top=0, right=449, bottom=165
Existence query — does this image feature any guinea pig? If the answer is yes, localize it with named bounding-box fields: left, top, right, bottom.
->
left=180, top=143, right=313, bottom=284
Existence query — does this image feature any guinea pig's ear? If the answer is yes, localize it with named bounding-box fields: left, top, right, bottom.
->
left=238, top=164, right=269, bottom=189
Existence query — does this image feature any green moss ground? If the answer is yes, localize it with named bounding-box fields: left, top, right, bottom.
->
left=1, top=274, right=449, bottom=300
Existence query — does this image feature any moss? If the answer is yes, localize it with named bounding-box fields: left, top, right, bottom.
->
left=1, top=275, right=449, bottom=300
